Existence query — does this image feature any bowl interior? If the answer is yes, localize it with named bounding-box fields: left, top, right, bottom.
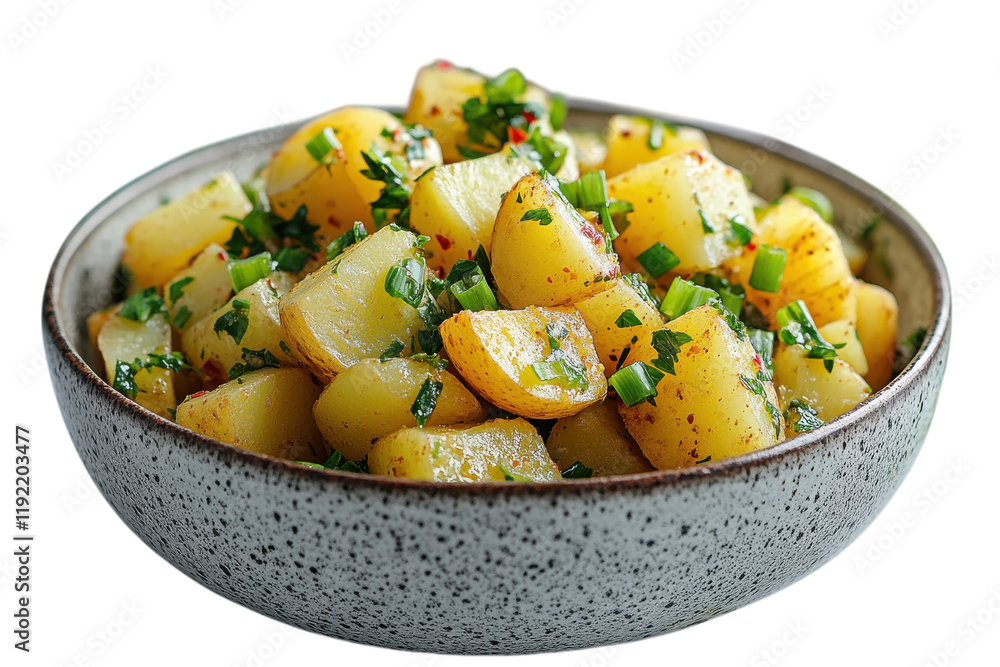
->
left=52, top=104, right=946, bottom=419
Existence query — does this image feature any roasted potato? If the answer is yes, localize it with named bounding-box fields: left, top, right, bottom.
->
left=97, top=312, right=176, bottom=418
left=182, top=277, right=297, bottom=383
left=618, top=305, right=784, bottom=470
left=266, top=106, right=441, bottom=231
left=773, top=343, right=872, bottom=428
left=725, top=198, right=856, bottom=328
left=163, top=243, right=233, bottom=332
left=312, top=357, right=486, bottom=461
left=176, top=368, right=327, bottom=462
left=575, top=277, right=664, bottom=377
left=817, top=319, right=869, bottom=377
left=441, top=306, right=607, bottom=419
left=608, top=150, right=756, bottom=278
left=855, top=280, right=899, bottom=391
left=492, top=172, right=619, bottom=308
left=278, top=225, right=428, bottom=382
left=122, top=172, right=250, bottom=288
left=601, top=114, right=711, bottom=178
left=546, top=400, right=654, bottom=476
left=408, top=151, right=536, bottom=270
left=368, top=418, right=560, bottom=482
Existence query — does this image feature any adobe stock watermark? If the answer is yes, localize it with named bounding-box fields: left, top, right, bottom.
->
left=213, top=0, right=249, bottom=20
left=876, top=0, right=931, bottom=40
left=15, top=348, right=47, bottom=387
left=853, top=460, right=969, bottom=575
left=750, top=620, right=808, bottom=667
left=61, top=475, right=99, bottom=514
left=57, top=600, right=144, bottom=667
left=340, top=0, right=412, bottom=63
left=51, top=65, right=169, bottom=182
left=672, top=0, right=757, bottom=73
left=544, top=0, right=591, bottom=30
left=230, top=624, right=296, bottom=667
left=7, top=0, right=72, bottom=54
left=575, top=645, right=618, bottom=667
left=952, top=254, right=999, bottom=314
left=918, top=589, right=1000, bottom=667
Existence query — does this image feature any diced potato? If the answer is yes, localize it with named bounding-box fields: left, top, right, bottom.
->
left=725, top=198, right=856, bottom=328
left=176, top=368, right=327, bottom=462
left=601, top=114, right=711, bottom=178
left=492, top=172, right=620, bottom=308
left=608, top=150, right=756, bottom=278
left=278, top=226, right=427, bottom=383
left=818, top=320, right=869, bottom=376
left=86, top=307, right=115, bottom=375
left=546, top=400, right=654, bottom=476
left=122, top=172, right=250, bottom=288
left=567, top=129, right=608, bottom=174
left=266, top=106, right=441, bottom=231
left=575, top=278, right=663, bottom=376
left=404, top=61, right=551, bottom=163
left=163, top=243, right=233, bottom=331
left=368, top=418, right=560, bottom=482
left=97, top=312, right=175, bottom=418
left=773, top=343, right=872, bottom=424
left=312, top=358, right=486, bottom=461
left=182, top=278, right=297, bottom=383
left=441, top=306, right=607, bottom=419
left=855, top=280, right=898, bottom=391
left=409, top=151, right=536, bottom=270
left=619, top=305, right=784, bottom=470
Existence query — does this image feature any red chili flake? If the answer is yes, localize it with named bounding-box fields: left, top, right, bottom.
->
left=547, top=277, right=553, bottom=283
left=522, top=110, right=537, bottom=124
left=621, top=130, right=632, bottom=138
left=507, top=126, right=528, bottom=144
left=687, top=414, right=695, bottom=424
left=747, top=242, right=758, bottom=251
left=432, top=265, right=445, bottom=279
left=392, top=127, right=404, bottom=142
left=217, top=250, right=228, bottom=261
left=562, top=267, right=571, bottom=273
left=436, top=60, right=452, bottom=70
left=752, top=354, right=764, bottom=371
left=430, top=105, right=441, bottom=117
left=435, top=234, right=453, bottom=250
left=189, top=390, right=208, bottom=399
left=203, top=359, right=224, bottom=381
left=579, top=224, right=603, bottom=246
left=693, top=152, right=706, bottom=164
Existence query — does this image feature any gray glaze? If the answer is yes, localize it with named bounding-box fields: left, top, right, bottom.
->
left=43, top=103, right=951, bottom=655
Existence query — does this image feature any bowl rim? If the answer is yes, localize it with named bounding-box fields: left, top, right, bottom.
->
left=43, top=99, right=951, bottom=495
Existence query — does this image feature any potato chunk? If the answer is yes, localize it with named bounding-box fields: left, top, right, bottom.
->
left=122, top=172, right=250, bottom=288
left=163, top=243, right=233, bottom=332
left=266, top=107, right=441, bottom=230
left=441, top=306, right=607, bottom=419
left=725, top=198, right=856, bottom=328
left=312, top=357, right=486, bottom=461
left=608, top=150, right=756, bottom=278
left=601, top=114, right=711, bottom=178
left=492, top=172, right=619, bottom=309
left=409, top=151, right=535, bottom=270
left=176, top=368, right=327, bottom=462
left=575, top=277, right=663, bottom=377
left=546, top=400, right=654, bottom=476
left=278, top=226, right=427, bottom=382
left=368, top=418, right=560, bottom=482
left=97, top=312, right=175, bottom=418
left=855, top=281, right=899, bottom=391
left=619, top=305, right=784, bottom=470
left=182, top=278, right=297, bottom=383
left=773, top=343, right=872, bottom=426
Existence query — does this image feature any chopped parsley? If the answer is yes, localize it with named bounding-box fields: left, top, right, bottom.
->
left=776, top=300, right=845, bottom=372
left=227, top=347, right=281, bottom=380
left=327, top=221, right=368, bottom=261
left=615, top=309, right=642, bottom=328
left=379, top=339, right=406, bottom=362
left=111, top=351, right=191, bottom=399
left=726, top=214, right=754, bottom=246
left=521, top=208, right=553, bottom=225
left=173, top=306, right=193, bottom=329
left=531, top=320, right=588, bottom=391
left=740, top=371, right=783, bottom=439
left=622, top=273, right=661, bottom=309
left=360, top=149, right=412, bottom=228
left=168, top=277, right=195, bottom=304
left=637, top=242, right=680, bottom=278
left=649, top=328, right=694, bottom=376
left=903, top=326, right=928, bottom=354
left=461, top=68, right=545, bottom=154
left=272, top=247, right=310, bottom=273
left=784, top=398, right=823, bottom=433
left=561, top=461, right=594, bottom=478
left=698, top=209, right=715, bottom=234
left=410, top=378, right=444, bottom=427
left=213, top=299, right=251, bottom=344
left=118, top=287, right=166, bottom=323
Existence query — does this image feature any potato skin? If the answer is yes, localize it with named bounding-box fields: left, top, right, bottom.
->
left=313, top=358, right=486, bottom=461
left=773, top=343, right=872, bottom=429
left=608, top=150, right=756, bottom=278
left=176, top=368, right=327, bottom=462
left=855, top=280, right=898, bottom=391
left=492, top=172, right=619, bottom=309
left=575, top=278, right=663, bottom=377
left=368, top=418, right=560, bottom=482
left=441, top=306, right=607, bottom=419
left=409, top=151, right=536, bottom=271
left=278, top=226, right=427, bottom=383
left=122, top=172, right=250, bottom=288
left=619, top=305, right=784, bottom=469
left=546, top=400, right=654, bottom=476
left=724, top=198, right=856, bottom=328
left=266, top=106, right=441, bottom=231
left=601, top=114, right=711, bottom=178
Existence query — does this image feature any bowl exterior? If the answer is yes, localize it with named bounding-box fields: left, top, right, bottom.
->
left=42, top=104, right=951, bottom=655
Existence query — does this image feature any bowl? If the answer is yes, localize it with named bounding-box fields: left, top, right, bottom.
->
left=42, top=102, right=951, bottom=655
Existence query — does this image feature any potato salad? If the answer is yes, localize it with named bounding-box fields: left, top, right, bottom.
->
left=88, top=61, right=907, bottom=482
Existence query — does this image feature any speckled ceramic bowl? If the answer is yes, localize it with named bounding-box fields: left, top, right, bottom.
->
left=43, top=103, right=950, bottom=655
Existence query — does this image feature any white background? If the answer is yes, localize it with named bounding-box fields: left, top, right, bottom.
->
left=1, top=0, right=997, bottom=665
